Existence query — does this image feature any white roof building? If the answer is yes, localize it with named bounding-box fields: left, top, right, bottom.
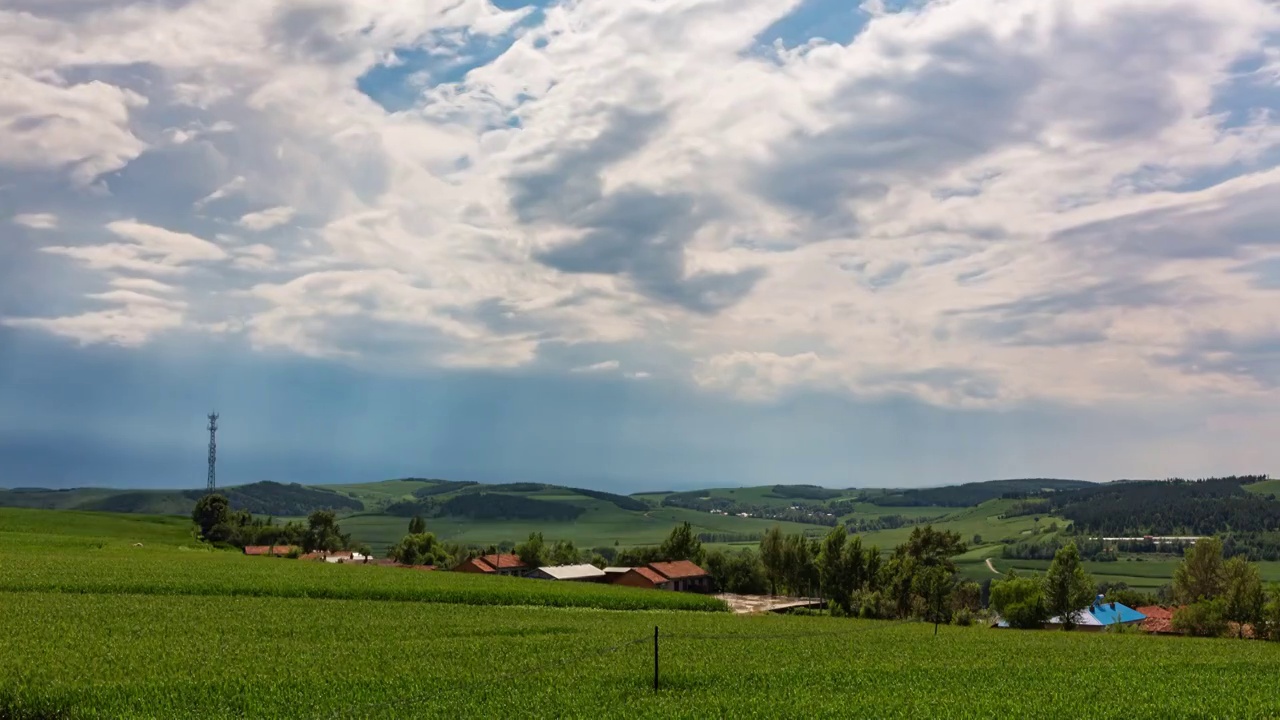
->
left=526, top=564, right=608, bottom=581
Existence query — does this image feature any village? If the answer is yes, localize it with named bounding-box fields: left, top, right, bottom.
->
left=241, top=544, right=1251, bottom=632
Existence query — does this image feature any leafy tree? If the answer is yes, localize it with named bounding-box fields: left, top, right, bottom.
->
left=1044, top=543, right=1095, bottom=630
left=1172, top=598, right=1228, bottom=637
left=990, top=576, right=1048, bottom=629
left=896, top=525, right=967, bottom=572
left=1258, top=584, right=1280, bottom=642
left=951, top=581, right=982, bottom=613
left=302, top=510, right=348, bottom=553
left=614, top=545, right=661, bottom=567
left=704, top=548, right=768, bottom=594
left=818, top=525, right=850, bottom=613
left=390, top=533, right=449, bottom=566
left=1222, top=556, right=1264, bottom=637
left=659, top=522, right=704, bottom=563
left=844, top=535, right=867, bottom=597
left=549, top=539, right=582, bottom=566
left=914, top=564, right=954, bottom=633
left=515, top=532, right=547, bottom=569
left=972, top=535, right=983, bottom=546
left=759, top=525, right=786, bottom=596
left=782, top=533, right=818, bottom=597
left=408, top=516, right=426, bottom=535
left=1174, top=537, right=1227, bottom=604
left=192, top=494, right=230, bottom=540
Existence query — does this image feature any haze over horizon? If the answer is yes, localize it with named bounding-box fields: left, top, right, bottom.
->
left=3, top=0, right=1280, bottom=491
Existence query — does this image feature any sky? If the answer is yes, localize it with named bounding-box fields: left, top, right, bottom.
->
left=2, top=0, right=1280, bottom=493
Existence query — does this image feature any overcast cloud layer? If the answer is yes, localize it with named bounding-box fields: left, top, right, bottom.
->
left=3, top=0, right=1280, bottom=487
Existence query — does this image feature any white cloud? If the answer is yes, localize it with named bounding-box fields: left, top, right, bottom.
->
left=3, top=0, right=1280, bottom=416
left=11, top=213, right=58, bottom=230
left=0, top=71, right=147, bottom=185
left=572, top=360, right=621, bottom=373
left=237, top=206, right=296, bottom=231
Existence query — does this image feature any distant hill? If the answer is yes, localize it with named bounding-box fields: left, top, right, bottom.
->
left=0, top=481, right=362, bottom=517
left=866, top=478, right=1095, bottom=508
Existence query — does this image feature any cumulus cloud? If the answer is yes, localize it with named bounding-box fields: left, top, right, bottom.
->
left=237, top=206, right=296, bottom=231
left=11, top=213, right=59, bottom=230
left=2, top=0, right=1280, bottom=416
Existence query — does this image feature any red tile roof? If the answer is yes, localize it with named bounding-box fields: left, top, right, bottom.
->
left=1136, top=605, right=1178, bottom=634
left=243, top=545, right=298, bottom=556
left=631, top=567, right=669, bottom=585
left=480, top=554, right=527, bottom=570
left=649, top=561, right=708, bottom=580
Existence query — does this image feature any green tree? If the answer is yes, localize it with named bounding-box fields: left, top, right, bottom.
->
left=1258, top=584, right=1280, bottom=642
left=896, top=525, right=967, bottom=572
left=390, top=533, right=449, bottom=566
left=1222, top=556, right=1264, bottom=638
left=1172, top=598, right=1228, bottom=637
left=759, top=525, right=786, bottom=596
left=782, top=533, right=817, bottom=596
left=1044, top=543, right=1095, bottom=630
left=952, top=581, right=982, bottom=613
left=191, top=494, right=230, bottom=540
left=990, top=576, right=1048, bottom=629
left=408, top=516, right=426, bottom=535
left=659, top=522, right=704, bottom=563
left=549, top=539, right=582, bottom=566
left=302, top=510, right=348, bottom=553
left=818, top=525, right=850, bottom=613
left=515, top=532, right=546, bottom=569
left=704, top=548, right=768, bottom=594
left=844, top=535, right=867, bottom=597
left=1173, top=537, right=1226, bottom=604
left=914, top=565, right=954, bottom=634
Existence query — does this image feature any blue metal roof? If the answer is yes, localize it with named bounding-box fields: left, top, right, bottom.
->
left=1087, top=601, right=1146, bottom=625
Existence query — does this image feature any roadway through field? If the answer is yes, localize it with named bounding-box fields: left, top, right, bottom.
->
left=985, top=558, right=1001, bottom=575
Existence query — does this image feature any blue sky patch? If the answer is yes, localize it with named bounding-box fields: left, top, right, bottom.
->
left=357, top=8, right=548, bottom=112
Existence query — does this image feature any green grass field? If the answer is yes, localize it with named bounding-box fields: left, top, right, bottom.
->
left=985, top=555, right=1280, bottom=592
left=0, top=508, right=723, bottom=613
left=5, top=592, right=1280, bottom=719
left=6, top=506, right=1280, bottom=718
left=341, top=503, right=828, bottom=554
left=1244, top=478, right=1280, bottom=498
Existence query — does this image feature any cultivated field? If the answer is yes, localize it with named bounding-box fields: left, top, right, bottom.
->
left=5, top=592, right=1280, bottom=719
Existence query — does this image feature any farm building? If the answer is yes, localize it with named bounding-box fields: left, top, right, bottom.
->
left=612, top=566, right=672, bottom=590
left=610, top=561, right=712, bottom=593
left=525, top=564, right=607, bottom=582
left=243, top=545, right=298, bottom=557
left=299, top=550, right=373, bottom=563
left=1045, top=596, right=1146, bottom=631
left=1136, top=606, right=1178, bottom=634
left=453, top=553, right=528, bottom=577
left=603, top=566, right=632, bottom=579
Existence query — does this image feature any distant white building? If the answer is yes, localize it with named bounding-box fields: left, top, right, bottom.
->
left=526, top=564, right=608, bottom=582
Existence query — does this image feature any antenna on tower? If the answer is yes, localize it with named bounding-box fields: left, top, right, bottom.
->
left=206, top=412, right=219, bottom=494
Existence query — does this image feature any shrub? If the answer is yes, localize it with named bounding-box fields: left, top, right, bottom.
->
left=1173, top=599, right=1229, bottom=638
left=953, top=608, right=974, bottom=626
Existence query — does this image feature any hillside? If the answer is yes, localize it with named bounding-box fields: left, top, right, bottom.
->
left=865, top=478, right=1095, bottom=507
left=0, top=481, right=363, bottom=517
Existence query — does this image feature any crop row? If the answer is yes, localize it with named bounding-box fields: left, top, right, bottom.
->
left=0, top=547, right=726, bottom=613
left=4, top=591, right=1280, bottom=719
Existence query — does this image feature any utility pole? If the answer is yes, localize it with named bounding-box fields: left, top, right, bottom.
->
left=206, top=412, right=219, bottom=494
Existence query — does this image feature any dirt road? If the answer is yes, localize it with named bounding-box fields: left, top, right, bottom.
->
left=985, top=558, right=1001, bottom=575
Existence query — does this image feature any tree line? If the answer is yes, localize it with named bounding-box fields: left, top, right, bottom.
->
left=192, top=494, right=364, bottom=555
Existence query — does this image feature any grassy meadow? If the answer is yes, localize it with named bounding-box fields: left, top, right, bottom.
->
left=6, top=592, right=1280, bottom=719
left=6, top=506, right=1280, bottom=718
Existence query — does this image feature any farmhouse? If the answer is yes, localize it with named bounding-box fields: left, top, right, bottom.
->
left=612, top=566, right=672, bottom=590
left=610, top=561, right=713, bottom=593
left=525, top=564, right=608, bottom=582
left=453, top=553, right=528, bottom=577
left=243, top=545, right=297, bottom=557
left=1045, top=596, right=1146, bottom=631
